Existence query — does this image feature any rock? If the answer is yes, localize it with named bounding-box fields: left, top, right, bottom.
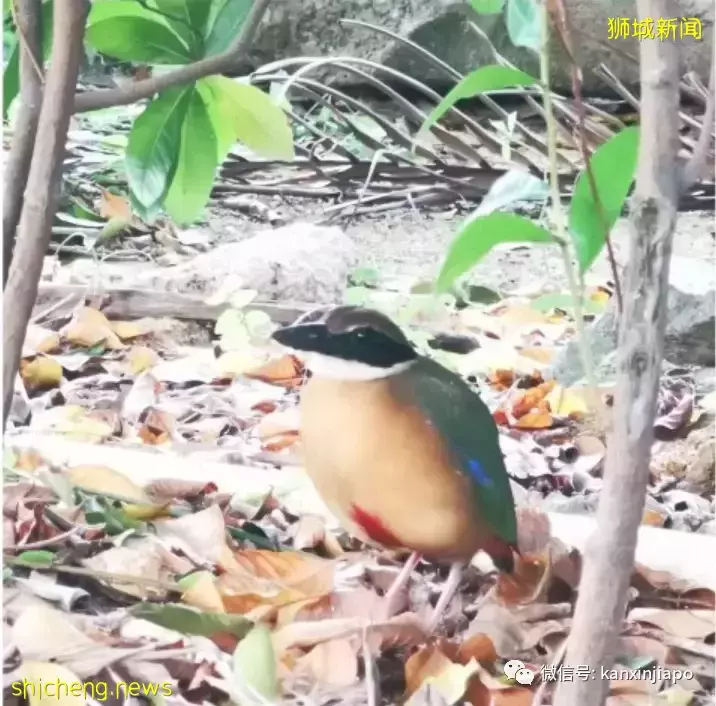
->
left=549, top=256, right=716, bottom=386
left=242, top=0, right=713, bottom=94
left=139, top=223, right=357, bottom=304
left=662, top=489, right=712, bottom=516
left=681, top=432, right=715, bottom=496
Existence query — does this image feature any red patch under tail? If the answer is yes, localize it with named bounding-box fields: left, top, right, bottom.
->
left=481, top=535, right=519, bottom=574
left=350, top=504, right=403, bottom=548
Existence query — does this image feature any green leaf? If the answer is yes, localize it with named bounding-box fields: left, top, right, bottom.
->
left=568, top=126, right=639, bottom=273
left=16, top=550, right=55, bottom=568
left=154, top=0, right=211, bottom=37
left=506, top=0, right=541, bottom=52
left=86, top=0, right=193, bottom=64
left=419, top=66, right=536, bottom=135
left=202, top=76, right=294, bottom=160
left=471, top=0, right=505, bottom=13
left=204, top=0, right=252, bottom=56
left=131, top=603, right=254, bottom=638
left=436, top=213, right=554, bottom=292
left=3, top=0, right=54, bottom=119
left=197, top=77, right=238, bottom=160
left=125, top=85, right=192, bottom=211
left=530, top=293, right=604, bottom=316
left=233, top=625, right=278, bottom=703
left=164, top=87, right=219, bottom=224
left=473, top=169, right=548, bottom=218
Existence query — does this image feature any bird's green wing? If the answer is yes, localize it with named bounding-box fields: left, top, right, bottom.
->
left=391, top=356, right=518, bottom=546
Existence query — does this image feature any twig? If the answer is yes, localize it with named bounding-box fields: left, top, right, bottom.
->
left=6, top=526, right=81, bottom=550
left=5, top=556, right=183, bottom=592
left=3, top=0, right=44, bottom=285
left=539, top=2, right=606, bottom=428
left=553, top=1, right=682, bottom=703
left=680, top=45, right=715, bottom=191
left=3, top=0, right=88, bottom=427
left=72, top=0, right=270, bottom=113
left=549, top=0, right=624, bottom=313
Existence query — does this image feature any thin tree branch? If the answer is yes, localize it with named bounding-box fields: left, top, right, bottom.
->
left=552, top=1, right=682, bottom=705
left=2, top=0, right=44, bottom=286
left=3, top=0, right=89, bottom=426
left=680, top=40, right=715, bottom=192
left=72, top=0, right=271, bottom=113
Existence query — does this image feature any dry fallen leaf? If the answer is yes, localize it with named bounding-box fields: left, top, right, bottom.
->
left=111, top=318, right=157, bottom=341
left=405, top=645, right=481, bottom=706
left=19, top=356, right=63, bottom=390
left=138, top=408, right=175, bottom=445
left=628, top=608, right=715, bottom=639
left=262, top=430, right=301, bottom=452
left=63, top=307, right=124, bottom=350
left=126, top=345, right=159, bottom=374
left=66, top=464, right=150, bottom=503
left=100, top=190, right=132, bottom=220
left=245, top=354, right=304, bottom=388
left=22, top=324, right=61, bottom=357
left=545, top=384, right=589, bottom=418
left=297, top=638, right=360, bottom=687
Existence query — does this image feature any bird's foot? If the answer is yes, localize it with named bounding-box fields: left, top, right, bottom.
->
left=425, top=561, right=465, bottom=634
left=380, top=551, right=421, bottom=620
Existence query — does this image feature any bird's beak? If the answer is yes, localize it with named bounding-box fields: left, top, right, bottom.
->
left=271, top=323, right=324, bottom=351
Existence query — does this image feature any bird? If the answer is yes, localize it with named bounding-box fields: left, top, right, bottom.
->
left=271, top=305, right=518, bottom=631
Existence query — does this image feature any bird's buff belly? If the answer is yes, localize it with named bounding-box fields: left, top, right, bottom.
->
left=298, top=378, right=487, bottom=561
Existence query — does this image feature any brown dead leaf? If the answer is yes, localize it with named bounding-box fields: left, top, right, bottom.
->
left=15, top=450, right=44, bottom=472
left=262, top=431, right=301, bottom=452
left=100, top=191, right=132, bottom=220
left=23, top=324, right=61, bottom=357
left=144, top=479, right=218, bottom=504
left=220, top=550, right=334, bottom=615
left=244, top=354, right=304, bottom=388
left=516, top=507, right=552, bottom=555
left=298, top=638, right=359, bottom=686
left=513, top=410, right=553, bottom=430
left=111, top=318, right=156, bottom=341
left=405, top=644, right=457, bottom=697
left=126, top=346, right=159, bottom=375
left=63, top=307, right=124, bottom=350
left=628, top=608, right=715, bottom=639
left=456, top=634, right=498, bottom=665
left=496, top=551, right=551, bottom=606
left=641, top=509, right=666, bottom=527
left=291, top=514, right=327, bottom=551
left=138, top=408, right=175, bottom=445
left=20, top=356, right=63, bottom=390
left=511, top=381, right=556, bottom=419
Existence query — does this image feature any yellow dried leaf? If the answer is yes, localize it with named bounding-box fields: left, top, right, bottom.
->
left=126, top=345, right=158, bottom=374
left=216, top=351, right=267, bottom=379
left=545, top=384, right=589, bottom=418
left=641, top=509, right=666, bottom=527
left=23, top=324, right=61, bottom=357
left=111, top=319, right=156, bottom=340
left=182, top=571, right=226, bottom=613
left=63, top=307, right=124, bottom=350
left=20, top=356, right=63, bottom=390
left=66, top=464, right=150, bottom=503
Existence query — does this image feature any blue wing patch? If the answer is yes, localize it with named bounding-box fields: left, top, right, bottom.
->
left=468, top=458, right=494, bottom=488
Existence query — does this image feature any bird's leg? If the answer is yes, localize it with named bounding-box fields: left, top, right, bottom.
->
left=426, top=560, right=465, bottom=633
left=382, top=551, right=421, bottom=617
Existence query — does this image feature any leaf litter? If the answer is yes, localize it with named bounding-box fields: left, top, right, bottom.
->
left=4, top=271, right=715, bottom=706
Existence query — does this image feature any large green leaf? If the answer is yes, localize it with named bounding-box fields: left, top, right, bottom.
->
left=471, top=0, right=505, bottom=14
left=419, top=66, right=536, bottom=134
left=132, top=603, right=253, bottom=638
left=204, top=0, right=252, bottom=56
left=86, top=0, right=192, bottom=64
left=232, top=625, right=278, bottom=703
left=164, top=87, right=219, bottom=224
left=197, top=77, right=238, bottom=160
left=568, top=126, right=639, bottom=273
left=506, top=0, right=541, bottom=53
left=436, top=213, right=554, bottom=292
left=202, top=76, right=294, bottom=160
left=3, top=0, right=54, bottom=119
left=155, top=0, right=211, bottom=36
left=125, top=85, right=192, bottom=212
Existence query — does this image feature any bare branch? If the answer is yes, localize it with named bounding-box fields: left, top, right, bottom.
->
left=2, top=0, right=89, bottom=425
left=680, top=40, right=715, bottom=191
left=72, top=0, right=271, bottom=114
left=552, top=2, right=682, bottom=705
left=2, top=0, right=44, bottom=286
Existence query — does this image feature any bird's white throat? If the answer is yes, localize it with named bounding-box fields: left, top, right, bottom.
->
left=299, top=351, right=413, bottom=381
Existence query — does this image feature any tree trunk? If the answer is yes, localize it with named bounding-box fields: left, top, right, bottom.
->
left=552, top=2, right=682, bottom=705
left=2, top=0, right=44, bottom=286
left=2, top=0, right=89, bottom=426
